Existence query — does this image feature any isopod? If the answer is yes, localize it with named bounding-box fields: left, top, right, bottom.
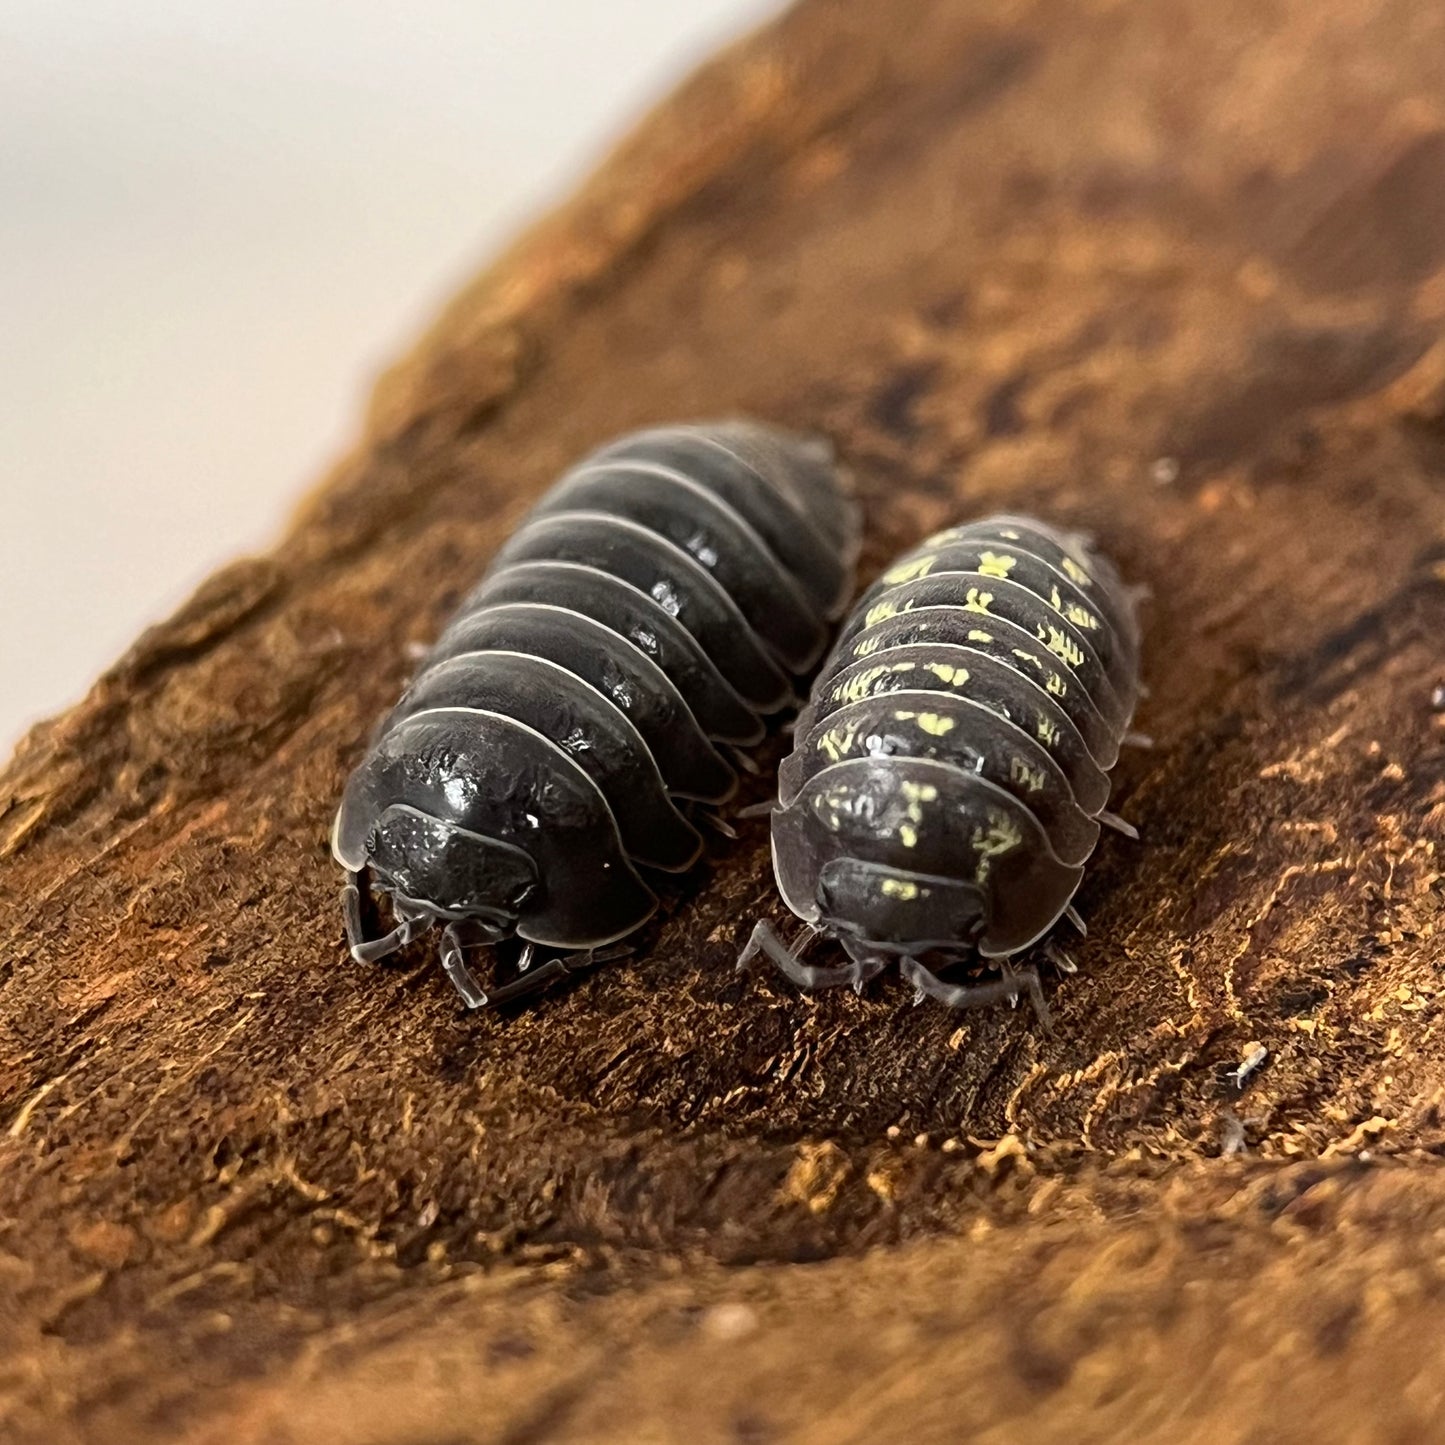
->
left=741, top=514, right=1141, bottom=1020
left=333, top=421, right=859, bottom=1007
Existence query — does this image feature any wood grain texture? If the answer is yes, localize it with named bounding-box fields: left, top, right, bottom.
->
left=4, top=1, right=1445, bottom=1439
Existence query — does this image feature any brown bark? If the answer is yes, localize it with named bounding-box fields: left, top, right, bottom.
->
left=4, top=1, right=1445, bottom=1439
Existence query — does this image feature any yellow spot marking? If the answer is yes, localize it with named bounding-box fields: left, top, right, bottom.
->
left=976, top=551, right=1016, bottom=580
left=897, top=710, right=955, bottom=736
left=881, top=878, right=922, bottom=901
left=1049, top=584, right=1100, bottom=631
left=915, top=712, right=956, bottom=737
left=1009, top=756, right=1046, bottom=792
left=897, top=779, right=939, bottom=844
left=1011, top=647, right=1041, bottom=670
left=1061, top=555, right=1092, bottom=587
left=999, top=528, right=1021, bottom=540
left=853, top=635, right=882, bottom=657
left=815, top=720, right=863, bottom=762
left=924, top=661, right=969, bottom=688
left=1036, top=713, right=1060, bottom=748
left=1045, top=671, right=1067, bottom=697
left=831, top=661, right=917, bottom=705
left=967, top=629, right=992, bottom=643
left=882, top=554, right=937, bottom=585
left=865, top=598, right=914, bottom=628
left=1039, top=625, right=1085, bottom=668
left=963, top=587, right=994, bottom=615
left=972, top=810, right=1023, bottom=881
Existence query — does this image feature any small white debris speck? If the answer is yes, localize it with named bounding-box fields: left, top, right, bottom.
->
left=1220, top=1113, right=1247, bottom=1158
left=1228, top=1043, right=1268, bottom=1089
left=704, top=1303, right=758, bottom=1341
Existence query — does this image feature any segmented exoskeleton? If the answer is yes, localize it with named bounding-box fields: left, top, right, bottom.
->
left=333, top=421, right=859, bottom=1007
left=741, top=514, right=1141, bottom=1020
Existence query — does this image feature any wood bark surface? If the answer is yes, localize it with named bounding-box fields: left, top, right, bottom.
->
left=5, top=1, right=1445, bottom=1439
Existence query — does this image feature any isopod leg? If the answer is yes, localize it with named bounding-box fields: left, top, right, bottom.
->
left=340, top=873, right=368, bottom=954
left=735, top=798, right=778, bottom=820
left=724, top=744, right=762, bottom=777
left=440, top=923, right=491, bottom=1009
left=737, top=920, right=884, bottom=993
left=342, top=871, right=424, bottom=964
left=899, top=956, right=1052, bottom=1030
left=699, top=811, right=739, bottom=840
left=1044, top=939, right=1078, bottom=976
left=478, top=959, right=577, bottom=1006
left=1100, top=810, right=1140, bottom=840
left=584, top=943, right=634, bottom=967
left=441, top=934, right=630, bottom=1010
left=837, top=934, right=890, bottom=994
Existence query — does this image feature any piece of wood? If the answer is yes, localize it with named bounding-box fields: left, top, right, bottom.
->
left=4, top=0, right=1445, bottom=1438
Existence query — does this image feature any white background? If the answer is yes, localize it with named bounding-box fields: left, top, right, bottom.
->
left=0, top=0, right=779, bottom=751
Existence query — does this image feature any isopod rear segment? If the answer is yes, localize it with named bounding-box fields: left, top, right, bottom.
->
left=746, top=514, right=1142, bottom=1019
left=332, top=421, right=860, bottom=1008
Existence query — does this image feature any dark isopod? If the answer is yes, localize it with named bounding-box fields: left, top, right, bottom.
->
left=742, top=514, right=1142, bottom=1022
left=333, top=421, right=860, bottom=1007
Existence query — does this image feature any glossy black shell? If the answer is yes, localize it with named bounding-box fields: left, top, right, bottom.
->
left=771, top=515, right=1139, bottom=959
left=333, top=421, right=859, bottom=950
